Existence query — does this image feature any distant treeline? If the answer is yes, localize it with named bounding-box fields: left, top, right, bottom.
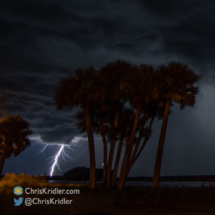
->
left=2, top=167, right=215, bottom=182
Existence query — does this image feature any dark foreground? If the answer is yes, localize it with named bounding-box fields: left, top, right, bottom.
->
left=3, top=186, right=215, bottom=214
left=1, top=173, right=215, bottom=214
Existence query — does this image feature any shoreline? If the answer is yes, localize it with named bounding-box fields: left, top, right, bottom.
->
left=2, top=174, right=215, bottom=182
left=46, top=175, right=215, bottom=182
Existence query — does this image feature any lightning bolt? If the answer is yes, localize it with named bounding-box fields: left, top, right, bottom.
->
left=36, top=136, right=90, bottom=177
left=39, top=144, right=48, bottom=155
left=50, top=145, right=64, bottom=177
left=47, top=145, right=75, bottom=177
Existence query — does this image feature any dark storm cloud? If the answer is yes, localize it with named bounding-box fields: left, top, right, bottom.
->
left=1, top=0, right=215, bottom=176
left=136, top=0, right=199, bottom=19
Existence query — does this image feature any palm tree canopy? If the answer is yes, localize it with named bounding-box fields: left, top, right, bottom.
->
left=99, top=59, right=134, bottom=102
left=126, top=64, right=156, bottom=108
left=0, top=115, right=33, bottom=158
left=55, top=67, right=104, bottom=110
left=155, top=61, right=201, bottom=109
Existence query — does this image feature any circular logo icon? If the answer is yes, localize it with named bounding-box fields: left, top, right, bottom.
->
left=14, top=186, right=23, bottom=195
left=25, top=198, right=32, bottom=206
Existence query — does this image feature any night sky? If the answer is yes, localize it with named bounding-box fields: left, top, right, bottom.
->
left=1, top=0, right=215, bottom=177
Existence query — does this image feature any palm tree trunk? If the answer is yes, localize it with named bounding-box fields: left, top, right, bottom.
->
left=152, top=99, right=171, bottom=189
left=111, top=137, right=123, bottom=187
left=99, top=123, right=107, bottom=184
left=128, top=115, right=155, bottom=173
left=128, top=114, right=148, bottom=168
left=84, top=107, right=96, bottom=189
left=131, top=115, right=155, bottom=167
left=127, top=135, right=142, bottom=175
left=106, top=112, right=119, bottom=187
left=128, top=128, right=145, bottom=172
left=117, top=139, right=129, bottom=185
left=0, top=151, right=6, bottom=176
left=117, top=107, right=141, bottom=189
left=121, top=139, right=129, bottom=169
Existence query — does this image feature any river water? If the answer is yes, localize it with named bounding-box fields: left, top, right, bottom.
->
left=48, top=180, right=215, bottom=187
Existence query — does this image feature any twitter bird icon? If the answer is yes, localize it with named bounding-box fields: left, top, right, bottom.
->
left=14, top=197, right=24, bottom=206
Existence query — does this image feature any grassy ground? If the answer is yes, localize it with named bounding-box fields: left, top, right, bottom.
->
left=1, top=173, right=215, bottom=215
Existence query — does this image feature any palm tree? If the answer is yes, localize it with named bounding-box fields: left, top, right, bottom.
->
left=98, top=60, right=133, bottom=187
left=111, top=108, right=134, bottom=187
left=0, top=115, right=33, bottom=175
left=117, top=64, right=156, bottom=189
left=76, top=105, right=112, bottom=184
left=127, top=101, right=166, bottom=174
left=54, top=67, right=102, bottom=189
left=152, top=61, right=201, bottom=189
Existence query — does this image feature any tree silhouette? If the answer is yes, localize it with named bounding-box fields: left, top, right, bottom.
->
left=54, top=67, right=102, bottom=189
left=98, top=60, right=133, bottom=187
left=125, top=100, right=169, bottom=178
left=54, top=60, right=201, bottom=190
left=76, top=104, right=113, bottom=184
left=111, top=108, right=134, bottom=187
left=0, top=115, right=33, bottom=175
left=117, top=64, right=157, bottom=189
left=152, top=61, right=201, bottom=189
